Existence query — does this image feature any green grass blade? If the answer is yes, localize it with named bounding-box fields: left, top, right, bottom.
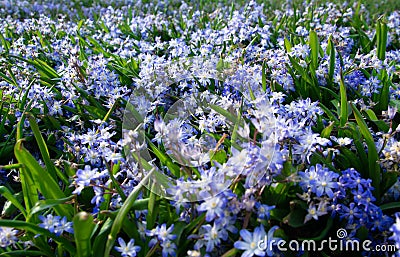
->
left=364, top=109, right=389, bottom=132
left=221, top=248, right=240, bottom=257
left=0, top=33, right=10, bottom=52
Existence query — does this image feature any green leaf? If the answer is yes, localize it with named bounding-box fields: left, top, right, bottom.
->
left=351, top=104, right=380, bottom=199
left=29, top=196, right=74, bottom=218
left=147, top=139, right=180, bottom=177
left=339, top=147, right=362, bottom=172
left=0, top=33, right=10, bottom=52
left=77, top=19, right=85, bottom=31
left=14, top=140, right=73, bottom=218
left=15, top=119, right=38, bottom=215
left=376, top=21, right=388, bottom=61
left=146, top=184, right=158, bottom=230
left=0, top=220, right=76, bottom=255
left=309, top=30, right=319, bottom=69
left=321, top=121, right=335, bottom=138
left=211, top=150, right=227, bottom=165
left=262, top=61, right=267, bottom=92
left=0, top=250, right=48, bottom=256
left=247, top=83, right=256, bottom=101
left=381, top=171, right=398, bottom=196
left=27, top=114, right=57, bottom=181
left=351, top=128, right=369, bottom=177
left=380, top=202, right=400, bottom=211
left=319, top=103, right=339, bottom=123
left=0, top=71, right=15, bottom=86
left=1, top=193, right=23, bottom=217
left=0, top=187, right=26, bottom=217
left=210, top=104, right=238, bottom=124
left=379, top=70, right=390, bottom=112
left=283, top=208, right=307, bottom=228
left=102, top=99, right=119, bottom=123
left=177, top=213, right=206, bottom=255
left=104, top=169, right=154, bottom=257
left=327, top=35, right=335, bottom=84
left=221, top=248, right=240, bottom=257
left=73, top=212, right=96, bottom=257
left=339, top=72, right=348, bottom=131
left=19, top=79, right=36, bottom=110
left=92, top=218, right=113, bottom=257
left=81, top=105, right=107, bottom=119
left=311, top=153, right=338, bottom=172
left=364, top=109, right=389, bottom=132
left=284, top=37, right=292, bottom=52
left=10, top=55, right=59, bottom=81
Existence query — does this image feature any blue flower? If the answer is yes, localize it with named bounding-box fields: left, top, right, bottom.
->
left=38, top=214, right=73, bottom=236
left=255, top=203, right=275, bottom=220
left=234, top=225, right=280, bottom=257
left=161, top=240, right=177, bottom=257
left=0, top=227, right=18, bottom=248
left=54, top=216, right=74, bottom=235
left=115, top=238, right=141, bottom=257
left=304, top=202, right=328, bottom=223
left=39, top=214, right=60, bottom=234
left=352, top=188, right=376, bottom=210
left=197, top=195, right=226, bottom=222
left=339, top=168, right=371, bottom=192
left=339, top=202, right=362, bottom=223
left=72, top=165, right=99, bottom=195
left=299, top=164, right=339, bottom=198
left=146, top=223, right=177, bottom=250
left=156, top=224, right=177, bottom=242
left=312, top=169, right=339, bottom=198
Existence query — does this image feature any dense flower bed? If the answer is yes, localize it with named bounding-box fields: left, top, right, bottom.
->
left=0, top=0, right=400, bottom=256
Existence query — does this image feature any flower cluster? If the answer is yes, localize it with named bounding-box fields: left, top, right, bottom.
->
left=146, top=224, right=177, bottom=257
left=0, top=227, right=18, bottom=248
left=38, top=214, right=74, bottom=236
